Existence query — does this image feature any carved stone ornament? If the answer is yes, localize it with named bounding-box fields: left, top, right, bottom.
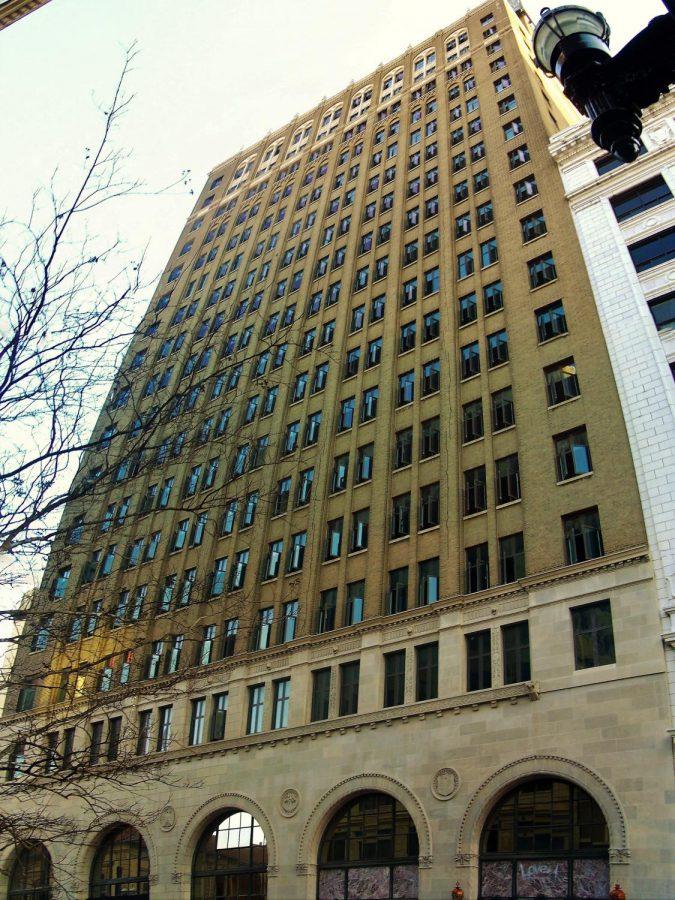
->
left=431, top=766, right=460, bottom=801
left=159, top=805, right=176, bottom=832
left=280, top=787, right=301, bottom=818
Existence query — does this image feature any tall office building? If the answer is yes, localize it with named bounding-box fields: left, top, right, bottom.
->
left=2, top=2, right=673, bottom=898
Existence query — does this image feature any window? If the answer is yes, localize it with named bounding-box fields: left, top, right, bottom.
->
left=312, top=669, right=331, bottom=721
left=278, top=599, right=298, bottom=644
left=594, top=143, right=646, bottom=175
left=459, top=291, right=477, bottom=325
left=387, top=566, right=408, bottom=614
left=465, top=465, right=487, bottom=515
left=339, top=661, right=360, bottom=715
left=332, top=453, right=349, bottom=492
left=157, top=705, right=173, bottom=751
left=555, top=427, right=593, bottom=481
left=521, top=208, right=547, bottom=242
left=210, top=692, right=228, bottom=741
left=272, top=678, right=291, bottom=729
left=424, top=266, right=439, bottom=295
left=457, top=249, right=474, bottom=279
left=416, top=556, right=439, bottom=606
left=344, top=347, right=360, bottom=379
left=611, top=175, right=672, bottom=222
left=356, top=443, right=374, bottom=483
left=350, top=508, right=369, bottom=552
left=317, top=588, right=337, bottom=633
left=572, top=599, right=615, bottom=669
left=197, top=624, right=217, bottom=665
left=263, top=540, right=283, bottom=580
left=394, top=427, right=413, bottom=469
left=461, top=341, right=480, bottom=379
left=473, top=168, right=490, bottom=192
left=463, top=398, right=483, bottom=443
left=247, top=684, right=265, bottom=734
left=492, top=386, right=515, bottom=431
left=536, top=299, right=567, bottom=341
left=304, top=411, right=322, bottom=445
left=499, top=532, right=525, bottom=583
left=419, top=482, right=440, bottom=529
left=345, top=580, right=365, bottom=625
left=564, top=507, right=604, bottom=564
left=528, top=251, right=557, bottom=288
left=466, top=542, right=489, bottom=593
left=287, top=531, right=307, bottom=572
left=424, top=228, right=439, bottom=254
left=391, top=493, right=411, bottom=539
left=487, top=329, right=509, bottom=367
left=497, top=623, right=531, bottom=690
left=229, top=549, right=249, bottom=590
left=221, top=619, right=238, bottom=659
left=422, top=358, right=440, bottom=395
left=454, top=180, right=469, bottom=203
left=361, top=387, right=379, bottom=422
left=325, top=517, right=343, bottom=560
left=477, top=199, right=493, bottom=227
left=367, top=337, right=382, bottom=367
left=371, top=294, right=386, bottom=321
left=503, top=117, right=523, bottom=140
left=384, top=650, right=406, bottom=707
left=189, top=698, right=206, bottom=746
left=398, top=370, right=415, bottom=406
left=546, top=357, right=580, bottom=405
left=296, top=468, right=314, bottom=506
left=416, top=642, right=438, bottom=701
left=467, top=629, right=491, bottom=690
left=495, top=454, right=520, bottom=504
left=628, top=226, right=675, bottom=272
left=420, top=416, right=440, bottom=458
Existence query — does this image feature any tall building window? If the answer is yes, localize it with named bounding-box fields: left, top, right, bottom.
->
left=339, top=661, right=360, bottom=715
left=221, top=619, right=238, bottom=659
left=311, top=668, right=331, bottom=722
left=528, top=251, right=557, bottom=288
left=555, top=427, right=593, bottom=480
left=563, top=508, right=604, bottom=564
left=317, top=588, right=337, bottom=633
left=325, top=518, right=343, bottom=560
left=350, top=508, right=370, bottom=552
left=394, top=427, right=413, bottom=469
left=355, top=443, right=374, bottom=483
left=247, top=685, right=265, bottom=734
left=157, top=705, right=173, bottom=752
left=464, top=465, right=487, bottom=515
left=416, top=642, right=438, bottom=701
left=545, top=358, right=580, bottom=405
left=419, top=482, right=440, bottom=529
left=466, top=543, right=489, bottom=593
left=571, top=600, right=615, bottom=669
left=418, top=557, right=439, bottom=606
left=189, top=698, right=206, bottom=746
left=492, top=386, right=515, bottom=430
left=388, top=566, right=408, bottom=614
left=384, top=650, right=406, bottom=707
left=467, top=629, right=491, bottom=691
left=648, top=291, right=675, bottom=332
left=503, top=621, right=531, bottom=684
left=391, top=493, right=411, bottom=539
left=136, top=711, right=152, bottom=756
left=420, top=416, right=440, bottom=458
left=461, top=341, right=480, bottom=379
left=210, top=692, right=228, bottom=741
left=628, top=226, right=675, bottom=272
left=610, top=175, right=672, bottom=222
left=463, top=399, right=483, bottom=442
left=536, top=299, right=567, bottom=341
left=345, top=580, right=365, bottom=625
left=252, top=608, right=274, bottom=651
left=499, top=533, right=525, bottom=583
left=280, top=600, right=299, bottom=643
left=272, top=678, right=291, bottom=730
left=495, top=454, right=520, bottom=504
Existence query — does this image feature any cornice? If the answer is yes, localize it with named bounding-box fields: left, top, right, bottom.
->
left=0, top=0, right=51, bottom=29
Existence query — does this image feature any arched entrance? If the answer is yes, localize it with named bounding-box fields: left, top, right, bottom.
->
left=8, top=843, right=52, bottom=900
left=89, top=825, right=149, bottom=899
left=192, top=809, right=268, bottom=899
left=317, top=792, right=419, bottom=899
left=479, top=777, right=609, bottom=898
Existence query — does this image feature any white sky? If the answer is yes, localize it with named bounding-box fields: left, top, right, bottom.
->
left=0, top=0, right=666, bottom=669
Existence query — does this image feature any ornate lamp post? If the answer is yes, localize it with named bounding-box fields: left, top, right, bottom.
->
left=532, top=2, right=675, bottom=161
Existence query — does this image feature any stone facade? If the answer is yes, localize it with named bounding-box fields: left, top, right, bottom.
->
left=2, top=2, right=673, bottom=898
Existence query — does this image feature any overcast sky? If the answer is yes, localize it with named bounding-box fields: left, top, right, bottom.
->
left=0, top=0, right=666, bottom=666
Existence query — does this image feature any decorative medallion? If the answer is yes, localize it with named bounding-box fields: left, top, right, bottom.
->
left=431, top=767, right=460, bottom=801
left=280, top=787, right=301, bottom=818
left=159, top=805, right=176, bottom=831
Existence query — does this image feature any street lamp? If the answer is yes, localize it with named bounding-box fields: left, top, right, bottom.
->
left=533, top=2, right=675, bottom=162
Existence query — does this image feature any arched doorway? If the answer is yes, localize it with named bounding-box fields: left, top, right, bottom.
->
left=89, top=824, right=149, bottom=899
left=317, top=792, right=419, bottom=899
left=192, top=810, right=268, bottom=899
left=8, top=843, right=52, bottom=900
left=479, top=777, right=609, bottom=899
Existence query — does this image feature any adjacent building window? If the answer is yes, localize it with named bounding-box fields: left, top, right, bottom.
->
left=210, top=692, right=228, bottom=741
left=383, top=650, right=406, bottom=707
left=317, top=588, right=337, bottom=633
left=464, top=465, right=487, bottom=515
left=610, top=175, right=672, bottom=222
left=536, top=299, right=567, bottom=341
left=466, top=542, right=489, bottom=593
left=572, top=599, right=615, bottom=669
left=345, top=580, right=365, bottom=625
left=467, top=629, right=491, bottom=691
left=495, top=454, right=520, bottom=504
left=528, top=251, right=557, bottom=288
left=463, top=399, right=483, bottom=442
left=388, top=566, right=408, bottom=614
left=418, top=557, right=439, bottom=606
left=503, top=621, right=531, bottom=684
left=394, top=427, right=413, bottom=468
left=628, top=226, right=675, bottom=272
left=648, top=291, right=675, bottom=332
left=189, top=698, right=206, bottom=746
left=563, top=508, right=604, bottom=564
